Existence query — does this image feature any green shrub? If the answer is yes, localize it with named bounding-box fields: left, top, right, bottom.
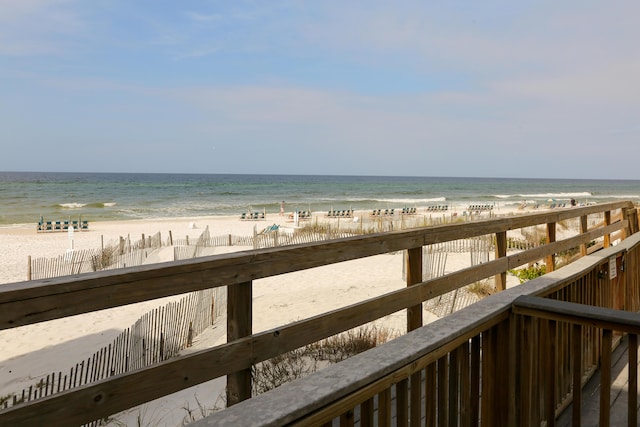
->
left=509, top=264, right=546, bottom=283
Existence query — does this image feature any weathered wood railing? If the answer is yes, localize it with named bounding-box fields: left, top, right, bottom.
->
left=0, top=201, right=637, bottom=426
left=197, top=227, right=640, bottom=426
left=512, top=295, right=640, bottom=426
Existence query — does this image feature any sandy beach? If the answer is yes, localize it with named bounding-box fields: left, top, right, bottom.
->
left=0, top=207, right=528, bottom=425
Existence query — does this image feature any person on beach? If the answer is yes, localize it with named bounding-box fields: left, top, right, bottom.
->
left=280, top=201, right=285, bottom=216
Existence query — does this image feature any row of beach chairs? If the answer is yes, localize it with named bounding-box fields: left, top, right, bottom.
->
left=327, top=209, right=353, bottom=218
left=426, top=205, right=449, bottom=212
left=467, top=204, right=494, bottom=212
left=293, top=210, right=312, bottom=219
left=240, top=211, right=265, bottom=220
left=37, top=218, right=89, bottom=232
left=371, top=208, right=395, bottom=217
left=401, top=207, right=418, bottom=215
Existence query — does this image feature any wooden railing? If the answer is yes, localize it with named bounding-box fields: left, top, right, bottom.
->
left=201, top=225, right=640, bottom=427
left=513, top=295, right=640, bottom=427
left=0, top=201, right=637, bottom=426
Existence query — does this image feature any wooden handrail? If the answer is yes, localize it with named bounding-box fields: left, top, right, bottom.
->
left=1, top=201, right=633, bottom=329
left=0, top=201, right=637, bottom=426
left=188, top=234, right=640, bottom=426
left=513, top=295, right=640, bottom=333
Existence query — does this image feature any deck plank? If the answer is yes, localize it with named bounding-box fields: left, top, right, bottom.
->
left=557, top=335, right=640, bottom=426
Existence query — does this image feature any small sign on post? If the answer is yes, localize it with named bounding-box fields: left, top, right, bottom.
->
left=609, top=255, right=617, bottom=279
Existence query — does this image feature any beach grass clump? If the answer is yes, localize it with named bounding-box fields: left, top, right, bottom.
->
left=91, top=244, right=119, bottom=271
left=467, top=279, right=496, bottom=298
left=308, top=325, right=397, bottom=363
left=0, top=393, right=15, bottom=407
left=252, top=347, right=319, bottom=395
left=252, top=325, right=396, bottom=395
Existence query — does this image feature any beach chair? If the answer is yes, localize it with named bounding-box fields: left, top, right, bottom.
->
left=63, top=221, right=69, bottom=230
left=81, top=220, right=89, bottom=230
left=54, top=221, right=62, bottom=231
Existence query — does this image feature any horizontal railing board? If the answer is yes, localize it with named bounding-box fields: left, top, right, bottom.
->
left=190, top=232, right=640, bottom=426
left=0, top=203, right=636, bottom=426
left=513, top=295, right=640, bottom=333
left=0, top=202, right=631, bottom=330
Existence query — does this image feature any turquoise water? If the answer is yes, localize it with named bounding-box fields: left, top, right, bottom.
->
left=1, top=172, right=639, bottom=225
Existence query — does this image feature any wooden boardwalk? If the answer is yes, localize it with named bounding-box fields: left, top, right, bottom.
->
left=557, top=334, right=640, bottom=427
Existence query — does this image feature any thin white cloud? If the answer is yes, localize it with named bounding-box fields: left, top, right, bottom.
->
left=0, top=0, right=86, bottom=55
left=172, top=45, right=221, bottom=60
left=184, top=11, right=222, bottom=23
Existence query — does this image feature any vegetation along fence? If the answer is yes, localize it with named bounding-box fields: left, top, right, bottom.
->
left=2, top=201, right=637, bottom=426
left=2, top=283, right=226, bottom=416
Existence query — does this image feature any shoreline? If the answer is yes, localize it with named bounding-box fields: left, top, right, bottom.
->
left=0, top=203, right=554, bottom=286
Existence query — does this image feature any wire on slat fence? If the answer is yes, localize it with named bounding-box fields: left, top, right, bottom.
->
left=14, top=217, right=584, bottom=414
left=2, top=286, right=226, bottom=415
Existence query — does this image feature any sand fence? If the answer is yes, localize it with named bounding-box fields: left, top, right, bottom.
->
left=8, top=216, right=566, bottom=414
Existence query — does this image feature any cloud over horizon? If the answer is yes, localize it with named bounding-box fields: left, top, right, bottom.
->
left=1, top=1, right=639, bottom=179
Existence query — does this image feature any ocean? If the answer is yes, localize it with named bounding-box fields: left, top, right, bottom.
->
left=1, top=172, right=639, bottom=226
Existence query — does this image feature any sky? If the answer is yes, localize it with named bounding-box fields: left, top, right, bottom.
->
left=1, top=1, right=639, bottom=179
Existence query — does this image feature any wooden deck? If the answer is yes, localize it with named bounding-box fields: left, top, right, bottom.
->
left=558, top=334, right=640, bottom=427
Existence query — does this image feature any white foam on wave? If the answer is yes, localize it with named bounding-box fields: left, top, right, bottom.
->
left=103, top=202, right=117, bottom=207
left=518, top=192, right=592, bottom=199
left=59, top=203, right=86, bottom=209
left=609, top=194, right=640, bottom=199
left=378, top=197, right=446, bottom=204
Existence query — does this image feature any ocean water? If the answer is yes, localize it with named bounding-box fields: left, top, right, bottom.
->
left=1, top=172, right=639, bottom=226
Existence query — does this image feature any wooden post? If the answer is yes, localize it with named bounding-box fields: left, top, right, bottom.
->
left=623, top=208, right=638, bottom=237
left=27, top=255, right=32, bottom=281
left=228, top=234, right=232, bottom=246
left=227, top=281, right=252, bottom=406
left=579, top=215, right=588, bottom=256
left=629, top=208, right=639, bottom=235
left=495, top=231, right=507, bottom=291
left=185, top=235, right=189, bottom=246
left=141, top=234, right=146, bottom=249
left=187, top=322, right=193, bottom=347
left=406, top=247, right=423, bottom=331
left=404, top=246, right=423, bottom=425
left=603, top=211, right=611, bottom=248
left=545, top=222, right=556, bottom=272
left=253, top=225, right=257, bottom=249
left=168, top=230, right=173, bottom=246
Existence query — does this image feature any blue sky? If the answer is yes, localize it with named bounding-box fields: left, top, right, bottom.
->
left=1, top=1, right=639, bottom=179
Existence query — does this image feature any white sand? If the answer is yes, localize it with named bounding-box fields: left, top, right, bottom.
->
left=0, top=207, right=534, bottom=425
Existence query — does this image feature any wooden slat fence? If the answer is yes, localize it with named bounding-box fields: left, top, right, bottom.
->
left=30, top=249, right=102, bottom=280
left=1, top=286, right=227, bottom=415
left=0, top=202, right=636, bottom=426
left=29, top=232, right=166, bottom=280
